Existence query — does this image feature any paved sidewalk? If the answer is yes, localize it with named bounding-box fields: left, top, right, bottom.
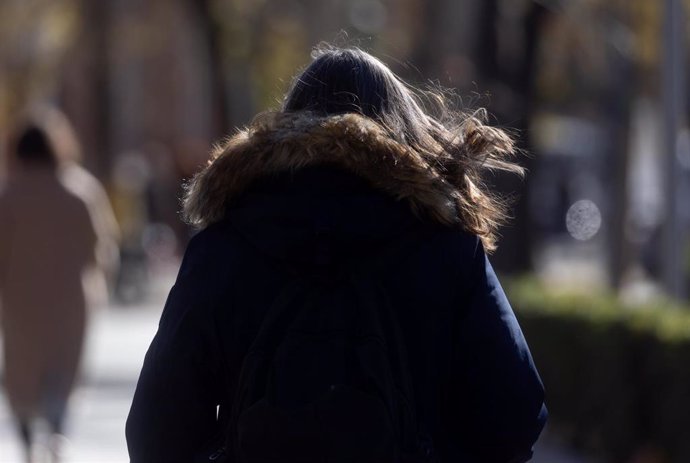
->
left=0, top=305, right=161, bottom=463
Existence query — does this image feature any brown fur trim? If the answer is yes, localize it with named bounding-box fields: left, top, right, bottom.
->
left=183, top=112, right=463, bottom=229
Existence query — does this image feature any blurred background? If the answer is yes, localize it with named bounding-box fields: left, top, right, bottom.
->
left=1, top=0, right=689, bottom=462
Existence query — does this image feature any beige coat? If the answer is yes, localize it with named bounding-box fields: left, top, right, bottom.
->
left=0, top=164, right=118, bottom=422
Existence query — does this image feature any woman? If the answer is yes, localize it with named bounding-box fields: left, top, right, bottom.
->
left=0, top=108, right=119, bottom=462
left=127, top=46, right=547, bottom=462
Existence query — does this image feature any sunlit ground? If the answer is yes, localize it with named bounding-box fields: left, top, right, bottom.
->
left=0, top=305, right=158, bottom=462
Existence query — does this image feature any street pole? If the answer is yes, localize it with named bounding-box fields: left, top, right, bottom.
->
left=662, top=0, right=687, bottom=300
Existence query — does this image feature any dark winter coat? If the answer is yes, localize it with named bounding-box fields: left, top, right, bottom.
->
left=126, top=112, right=547, bottom=463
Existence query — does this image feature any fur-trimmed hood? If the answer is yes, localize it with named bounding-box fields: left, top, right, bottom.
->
left=183, top=111, right=467, bottom=231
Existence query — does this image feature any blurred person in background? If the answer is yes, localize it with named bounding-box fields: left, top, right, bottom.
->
left=0, top=107, right=119, bottom=463
left=127, top=46, right=546, bottom=463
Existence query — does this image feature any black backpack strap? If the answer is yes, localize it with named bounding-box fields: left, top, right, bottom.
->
left=197, top=277, right=315, bottom=463
left=329, top=227, right=430, bottom=460
left=232, top=276, right=314, bottom=406
left=348, top=236, right=430, bottom=459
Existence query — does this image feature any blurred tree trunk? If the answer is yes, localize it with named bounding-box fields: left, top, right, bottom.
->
left=60, top=0, right=111, bottom=177
left=187, top=0, right=230, bottom=137
left=660, top=0, right=687, bottom=299
left=471, top=0, right=548, bottom=274
left=607, top=42, right=635, bottom=291
left=407, top=0, right=445, bottom=78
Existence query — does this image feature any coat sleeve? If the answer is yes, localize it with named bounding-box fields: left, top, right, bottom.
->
left=126, top=235, right=224, bottom=463
left=443, top=238, right=547, bottom=463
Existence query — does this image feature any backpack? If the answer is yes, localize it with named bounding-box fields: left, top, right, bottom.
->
left=198, top=232, right=436, bottom=463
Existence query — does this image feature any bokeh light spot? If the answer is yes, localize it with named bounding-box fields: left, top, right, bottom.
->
left=566, top=199, right=602, bottom=241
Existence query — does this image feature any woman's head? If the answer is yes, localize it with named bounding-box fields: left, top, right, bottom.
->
left=14, top=125, right=57, bottom=168
left=7, top=106, right=81, bottom=171
left=283, top=46, right=524, bottom=252
left=283, top=46, right=428, bottom=146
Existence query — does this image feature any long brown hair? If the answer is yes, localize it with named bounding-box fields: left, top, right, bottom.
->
left=283, top=46, right=524, bottom=252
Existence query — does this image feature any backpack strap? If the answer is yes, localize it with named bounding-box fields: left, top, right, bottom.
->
left=353, top=227, right=440, bottom=461
left=197, top=276, right=316, bottom=463
left=231, top=276, right=315, bottom=409
left=349, top=259, right=425, bottom=459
